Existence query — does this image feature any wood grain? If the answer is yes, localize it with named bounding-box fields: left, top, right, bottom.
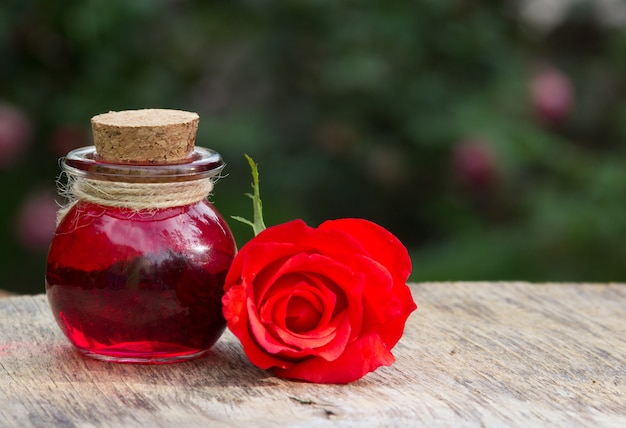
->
left=1, top=283, right=624, bottom=427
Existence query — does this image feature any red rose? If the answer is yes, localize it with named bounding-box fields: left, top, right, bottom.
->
left=222, top=218, right=416, bottom=384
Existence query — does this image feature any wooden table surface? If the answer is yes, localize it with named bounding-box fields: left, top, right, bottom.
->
left=1, top=282, right=625, bottom=427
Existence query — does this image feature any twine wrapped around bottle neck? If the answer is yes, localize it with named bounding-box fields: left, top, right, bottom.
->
left=57, top=175, right=214, bottom=224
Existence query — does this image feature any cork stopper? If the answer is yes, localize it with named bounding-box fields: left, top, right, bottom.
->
left=91, top=109, right=200, bottom=164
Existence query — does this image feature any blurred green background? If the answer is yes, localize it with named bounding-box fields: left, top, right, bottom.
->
left=2, top=0, right=626, bottom=294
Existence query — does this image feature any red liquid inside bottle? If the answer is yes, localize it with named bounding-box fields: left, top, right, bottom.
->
left=46, top=200, right=236, bottom=363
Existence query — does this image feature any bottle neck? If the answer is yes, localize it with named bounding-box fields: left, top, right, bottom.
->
left=56, top=145, right=223, bottom=223
left=62, top=146, right=224, bottom=183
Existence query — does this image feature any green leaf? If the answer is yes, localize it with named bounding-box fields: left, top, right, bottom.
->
left=231, top=154, right=267, bottom=236
left=230, top=216, right=255, bottom=229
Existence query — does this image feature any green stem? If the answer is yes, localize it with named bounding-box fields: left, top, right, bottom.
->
left=231, top=154, right=267, bottom=236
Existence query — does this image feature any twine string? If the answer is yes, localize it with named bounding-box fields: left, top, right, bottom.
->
left=57, top=174, right=214, bottom=224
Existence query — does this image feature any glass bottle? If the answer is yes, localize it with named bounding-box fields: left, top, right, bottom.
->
left=45, top=109, right=236, bottom=364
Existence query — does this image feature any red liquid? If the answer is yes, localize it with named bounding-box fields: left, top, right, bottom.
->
left=46, top=201, right=236, bottom=363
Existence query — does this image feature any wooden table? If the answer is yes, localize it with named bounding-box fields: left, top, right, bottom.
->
left=1, top=282, right=625, bottom=427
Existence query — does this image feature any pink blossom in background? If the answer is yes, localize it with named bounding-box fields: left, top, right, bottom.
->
left=452, top=139, right=499, bottom=193
left=15, top=191, right=58, bottom=252
left=531, top=67, right=573, bottom=126
left=0, top=103, right=32, bottom=170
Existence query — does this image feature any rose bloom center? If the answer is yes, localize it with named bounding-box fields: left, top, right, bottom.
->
left=285, top=295, right=322, bottom=333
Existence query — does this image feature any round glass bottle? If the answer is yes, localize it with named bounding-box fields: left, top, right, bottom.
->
left=45, top=110, right=236, bottom=364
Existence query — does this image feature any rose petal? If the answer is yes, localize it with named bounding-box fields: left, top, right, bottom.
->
left=285, top=294, right=322, bottom=332
left=221, top=283, right=247, bottom=325
left=260, top=252, right=361, bottom=317
left=262, top=283, right=323, bottom=332
left=319, top=218, right=412, bottom=283
left=260, top=253, right=364, bottom=347
left=273, top=330, right=396, bottom=384
left=243, top=220, right=370, bottom=269
left=250, top=253, right=363, bottom=360
left=222, top=286, right=290, bottom=369
left=273, top=311, right=352, bottom=362
left=347, top=253, right=417, bottom=348
left=248, top=297, right=293, bottom=356
left=260, top=281, right=339, bottom=349
left=260, top=271, right=337, bottom=325
left=286, top=273, right=338, bottom=327
left=377, top=281, right=417, bottom=348
left=320, top=219, right=417, bottom=348
left=227, top=241, right=296, bottom=299
left=349, top=254, right=396, bottom=327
